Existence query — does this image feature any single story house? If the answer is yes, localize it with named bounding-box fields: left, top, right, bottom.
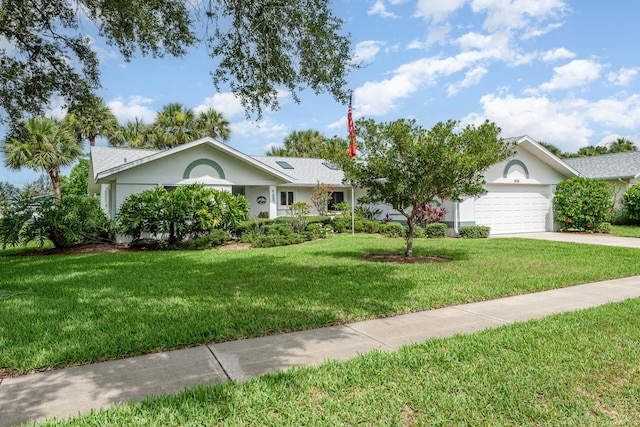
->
left=564, top=151, right=640, bottom=205
left=89, top=135, right=579, bottom=237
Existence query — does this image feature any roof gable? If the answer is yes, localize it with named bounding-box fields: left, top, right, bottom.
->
left=509, top=135, right=581, bottom=178
left=90, top=138, right=296, bottom=184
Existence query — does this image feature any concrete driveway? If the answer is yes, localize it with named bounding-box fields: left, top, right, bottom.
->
left=493, top=232, right=640, bottom=248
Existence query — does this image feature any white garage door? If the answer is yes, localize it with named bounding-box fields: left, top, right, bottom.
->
left=474, top=185, right=550, bottom=234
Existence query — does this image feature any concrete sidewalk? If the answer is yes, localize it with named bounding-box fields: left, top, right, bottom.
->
left=2, top=276, right=640, bottom=427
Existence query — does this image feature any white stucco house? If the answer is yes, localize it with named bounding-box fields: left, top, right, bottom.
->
left=89, top=135, right=579, bottom=236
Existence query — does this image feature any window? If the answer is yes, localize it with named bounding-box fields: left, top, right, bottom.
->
left=276, top=161, right=294, bottom=169
left=328, top=191, right=344, bottom=211
left=322, top=161, right=340, bottom=170
left=232, top=186, right=245, bottom=196
left=280, top=191, right=294, bottom=206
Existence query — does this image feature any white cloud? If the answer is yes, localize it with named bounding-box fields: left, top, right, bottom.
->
left=353, top=40, right=384, bottom=63
left=415, top=0, right=468, bottom=23
left=607, top=67, right=639, bottom=86
left=466, top=93, right=593, bottom=151
left=465, top=92, right=640, bottom=152
left=542, top=47, right=575, bottom=62
left=107, top=96, right=156, bottom=123
left=447, top=66, right=488, bottom=96
left=194, top=90, right=290, bottom=120
left=471, top=0, right=569, bottom=33
left=368, top=0, right=398, bottom=18
left=539, top=59, right=603, bottom=92
left=194, top=92, right=246, bottom=118
left=583, top=94, right=640, bottom=128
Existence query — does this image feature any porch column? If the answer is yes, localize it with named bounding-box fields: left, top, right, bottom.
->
left=269, top=185, right=278, bottom=218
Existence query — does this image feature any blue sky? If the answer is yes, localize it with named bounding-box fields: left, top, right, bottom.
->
left=3, top=0, right=640, bottom=186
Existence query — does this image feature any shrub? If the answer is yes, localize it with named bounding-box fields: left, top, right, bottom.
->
left=622, top=183, right=640, bottom=224
left=235, top=218, right=273, bottom=236
left=353, top=220, right=366, bottom=233
left=594, top=222, right=612, bottom=234
left=171, top=229, right=231, bottom=250
left=363, top=220, right=380, bottom=234
left=412, top=225, right=426, bottom=238
left=553, top=177, right=614, bottom=232
left=380, top=221, right=404, bottom=238
left=287, top=201, right=311, bottom=232
left=458, top=225, right=490, bottom=239
left=305, top=222, right=332, bottom=239
left=415, top=202, right=447, bottom=225
left=250, top=233, right=308, bottom=248
left=0, top=193, right=112, bottom=248
left=425, top=222, right=447, bottom=238
left=609, top=208, right=633, bottom=225
left=331, top=216, right=352, bottom=233
left=257, top=211, right=269, bottom=219
left=117, top=185, right=249, bottom=243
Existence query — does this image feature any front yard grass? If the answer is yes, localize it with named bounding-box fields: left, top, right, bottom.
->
left=2, top=234, right=640, bottom=375
left=611, top=224, right=640, bottom=238
left=36, top=299, right=640, bottom=426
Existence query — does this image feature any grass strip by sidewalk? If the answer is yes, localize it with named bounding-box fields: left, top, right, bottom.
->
left=611, top=225, right=640, bottom=238
left=2, top=235, right=640, bottom=374
left=35, top=298, right=640, bottom=426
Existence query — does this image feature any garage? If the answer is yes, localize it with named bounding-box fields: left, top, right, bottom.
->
left=474, top=184, right=551, bottom=234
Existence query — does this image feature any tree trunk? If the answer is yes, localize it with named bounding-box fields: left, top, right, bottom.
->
left=405, top=219, right=414, bottom=257
left=49, top=168, right=62, bottom=200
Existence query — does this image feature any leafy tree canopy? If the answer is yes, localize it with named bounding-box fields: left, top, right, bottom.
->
left=0, top=0, right=354, bottom=126
left=336, top=118, right=514, bottom=256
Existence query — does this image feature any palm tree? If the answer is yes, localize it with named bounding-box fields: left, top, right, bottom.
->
left=608, top=137, right=637, bottom=153
left=266, top=130, right=326, bottom=157
left=64, top=96, right=119, bottom=147
left=3, top=117, right=83, bottom=200
left=197, top=108, right=231, bottom=142
left=149, top=103, right=199, bottom=148
left=110, top=118, right=152, bottom=148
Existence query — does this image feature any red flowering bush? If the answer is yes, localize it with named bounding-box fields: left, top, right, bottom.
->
left=310, top=181, right=335, bottom=216
left=553, top=177, right=614, bottom=232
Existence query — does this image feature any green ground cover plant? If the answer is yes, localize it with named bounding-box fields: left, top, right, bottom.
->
left=35, top=299, right=640, bottom=426
left=1, top=235, right=639, bottom=375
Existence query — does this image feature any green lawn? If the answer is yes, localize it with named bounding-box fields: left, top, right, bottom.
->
left=2, top=235, right=640, bottom=375
left=35, top=299, right=640, bottom=426
left=611, top=225, right=640, bottom=238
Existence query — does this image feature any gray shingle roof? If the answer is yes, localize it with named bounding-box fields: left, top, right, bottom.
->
left=90, top=145, right=346, bottom=186
left=251, top=156, right=346, bottom=186
left=563, top=152, right=640, bottom=180
left=91, top=146, right=160, bottom=179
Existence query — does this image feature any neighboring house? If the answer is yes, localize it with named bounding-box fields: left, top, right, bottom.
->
left=564, top=151, right=640, bottom=205
left=89, top=135, right=579, bottom=237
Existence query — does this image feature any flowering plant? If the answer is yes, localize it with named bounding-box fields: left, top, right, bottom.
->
left=310, top=181, right=334, bottom=216
left=553, top=177, right=614, bottom=232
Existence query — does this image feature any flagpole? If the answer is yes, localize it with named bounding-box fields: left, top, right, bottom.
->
left=348, top=91, right=355, bottom=235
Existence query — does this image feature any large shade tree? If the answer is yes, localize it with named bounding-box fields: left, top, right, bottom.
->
left=337, top=118, right=515, bottom=257
left=0, top=0, right=354, bottom=126
left=2, top=117, right=83, bottom=200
